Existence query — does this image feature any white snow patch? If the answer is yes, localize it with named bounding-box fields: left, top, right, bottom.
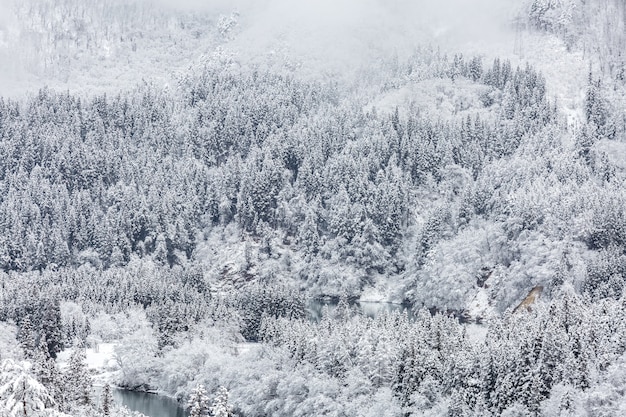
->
left=464, top=323, right=488, bottom=343
left=466, top=288, right=494, bottom=321
left=597, top=139, right=626, bottom=171
left=359, top=286, right=388, bottom=304
left=56, top=343, right=120, bottom=386
left=360, top=272, right=405, bottom=304
left=85, top=343, right=118, bottom=371
left=235, top=342, right=260, bottom=356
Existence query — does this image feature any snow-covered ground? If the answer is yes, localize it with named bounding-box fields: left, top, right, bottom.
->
left=466, top=287, right=495, bottom=322
left=465, top=323, right=488, bottom=343
left=57, top=343, right=120, bottom=386
left=359, top=272, right=406, bottom=304
left=597, top=139, right=626, bottom=171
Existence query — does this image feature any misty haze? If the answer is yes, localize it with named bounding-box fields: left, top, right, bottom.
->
left=1, top=1, right=626, bottom=417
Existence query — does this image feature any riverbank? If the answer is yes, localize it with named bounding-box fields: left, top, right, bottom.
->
left=58, top=342, right=190, bottom=417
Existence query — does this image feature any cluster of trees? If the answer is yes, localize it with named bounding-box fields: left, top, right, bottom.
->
left=0, top=341, right=133, bottom=417
left=0, top=49, right=560, bottom=301
left=5, top=45, right=614, bottom=314
left=0, top=263, right=211, bottom=354
left=232, top=282, right=306, bottom=342
left=2, top=1, right=626, bottom=414
left=107, top=287, right=626, bottom=416
left=258, top=288, right=626, bottom=416
left=0, top=261, right=309, bottom=352
left=524, top=0, right=626, bottom=150
left=5, top=0, right=225, bottom=84
left=525, top=0, right=626, bottom=125
left=1, top=26, right=625, bottom=390
left=188, top=385, right=234, bottom=417
left=7, top=282, right=626, bottom=416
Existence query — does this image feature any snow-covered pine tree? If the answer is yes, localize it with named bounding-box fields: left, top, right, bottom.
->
left=17, top=317, right=36, bottom=360
left=64, top=341, right=92, bottom=406
left=101, top=383, right=112, bottom=417
left=298, top=207, right=320, bottom=259
left=32, top=336, right=60, bottom=397
left=393, top=345, right=421, bottom=409
left=502, top=81, right=517, bottom=120
left=153, top=233, right=169, bottom=266
left=210, top=386, right=233, bottom=417
left=188, top=384, right=209, bottom=417
left=40, top=296, right=64, bottom=359
left=584, top=71, right=611, bottom=137
left=468, top=56, right=483, bottom=82
left=0, top=359, right=55, bottom=417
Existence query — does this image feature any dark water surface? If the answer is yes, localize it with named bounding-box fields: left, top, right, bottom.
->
left=94, top=387, right=189, bottom=417
left=113, top=389, right=189, bottom=417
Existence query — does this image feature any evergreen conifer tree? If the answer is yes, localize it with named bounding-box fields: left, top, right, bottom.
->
left=65, top=341, right=92, bottom=406
left=0, top=359, right=55, bottom=417
left=33, top=336, right=61, bottom=398
left=40, top=297, right=64, bottom=359
left=18, top=317, right=37, bottom=361
left=101, top=383, right=112, bottom=417
left=188, top=384, right=210, bottom=417
left=210, top=386, right=233, bottom=417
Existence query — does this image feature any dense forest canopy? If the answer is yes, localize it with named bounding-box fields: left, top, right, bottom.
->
left=1, top=0, right=626, bottom=416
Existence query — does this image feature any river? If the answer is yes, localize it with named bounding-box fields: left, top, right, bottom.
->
left=93, top=387, right=189, bottom=417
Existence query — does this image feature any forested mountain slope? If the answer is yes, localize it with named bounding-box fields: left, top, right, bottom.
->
left=1, top=0, right=626, bottom=416
left=0, top=28, right=623, bottom=314
left=0, top=0, right=625, bottom=319
left=0, top=51, right=565, bottom=310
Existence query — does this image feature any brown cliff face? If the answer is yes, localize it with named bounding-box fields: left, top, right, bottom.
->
left=512, top=285, right=544, bottom=313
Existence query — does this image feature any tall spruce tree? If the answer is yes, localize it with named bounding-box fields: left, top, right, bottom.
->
left=65, top=341, right=92, bottom=407
left=101, top=383, right=112, bottom=417
left=40, top=297, right=64, bottom=359
left=188, top=384, right=210, bottom=417
left=210, top=386, right=233, bottom=417
left=18, top=317, right=36, bottom=360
